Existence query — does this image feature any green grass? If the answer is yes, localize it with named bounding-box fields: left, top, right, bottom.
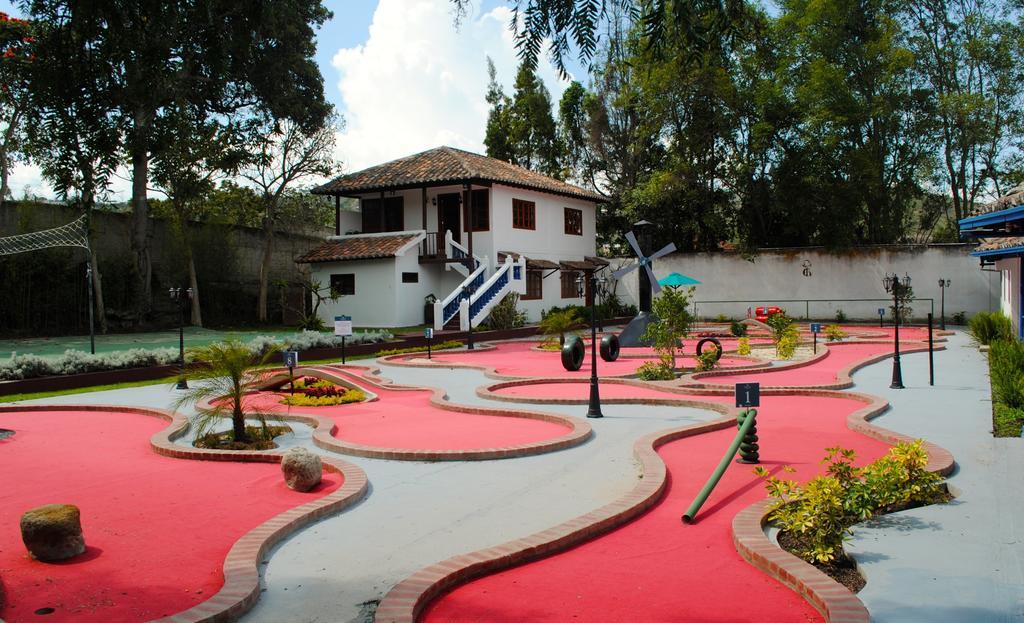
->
left=993, top=403, right=1024, bottom=437
left=0, top=376, right=181, bottom=403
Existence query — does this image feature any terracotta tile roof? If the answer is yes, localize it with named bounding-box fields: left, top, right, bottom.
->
left=497, top=251, right=559, bottom=270
left=296, top=233, right=420, bottom=263
left=976, top=236, right=1024, bottom=253
left=313, top=146, right=606, bottom=203
left=975, top=184, right=1024, bottom=215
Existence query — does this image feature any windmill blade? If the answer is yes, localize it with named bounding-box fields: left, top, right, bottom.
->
left=645, top=263, right=663, bottom=294
left=649, top=242, right=677, bottom=261
left=624, top=230, right=645, bottom=259
left=611, top=262, right=640, bottom=281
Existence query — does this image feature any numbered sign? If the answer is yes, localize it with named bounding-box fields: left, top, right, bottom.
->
left=810, top=323, right=822, bottom=333
left=283, top=351, right=299, bottom=369
left=735, top=382, right=760, bottom=408
left=424, top=327, right=434, bottom=339
left=334, top=315, right=353, bottom=337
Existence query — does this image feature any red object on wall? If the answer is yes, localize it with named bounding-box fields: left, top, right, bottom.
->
left=754, top=306, right=783, bottom=323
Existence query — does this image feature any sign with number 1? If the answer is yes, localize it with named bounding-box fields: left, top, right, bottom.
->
left=735, top=382, right=760, bottom=407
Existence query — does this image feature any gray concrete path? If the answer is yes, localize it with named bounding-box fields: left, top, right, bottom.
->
left=847, top=330, right=1024, bottom=621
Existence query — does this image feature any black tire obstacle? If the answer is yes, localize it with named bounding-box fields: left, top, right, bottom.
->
left=561, top=336, right=585, bottom=371
left=695, top=337, right=723, bottom=362
left=600, top=334, right=620, bottom=362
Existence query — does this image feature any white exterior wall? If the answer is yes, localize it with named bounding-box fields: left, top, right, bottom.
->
left=995, top=257, right=1021, bottom=337
left=489, top=185, right=597, bottom=320
left=346, top=184, right=599, bottom=323
left=614, top=245, right=1000, bottom=323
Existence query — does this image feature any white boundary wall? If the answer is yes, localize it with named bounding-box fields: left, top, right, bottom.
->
left=612, top=244, right=1000, bottom=323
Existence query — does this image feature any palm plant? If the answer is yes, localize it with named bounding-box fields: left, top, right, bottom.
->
left=173, top=337, right=281, bottom=444
left=539, top=308, right=584, bottom=346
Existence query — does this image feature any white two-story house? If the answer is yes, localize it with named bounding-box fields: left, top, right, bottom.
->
left=298, top=146, right=607, bottom=329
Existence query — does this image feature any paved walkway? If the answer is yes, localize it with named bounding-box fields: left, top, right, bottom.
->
left=846, top=331, right=1024, bottom=621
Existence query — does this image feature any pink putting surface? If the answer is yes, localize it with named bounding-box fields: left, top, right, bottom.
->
left=0, top=409, right=340, bottom=623
left=695, top=341, right=901, bottom=387
left=418, top=341, right=661, bottom=377
left=492, top=381, right=734, bottom=403
left=423, top=393, right=891, bottom=622
left=242, top=377, right=571, bottom=451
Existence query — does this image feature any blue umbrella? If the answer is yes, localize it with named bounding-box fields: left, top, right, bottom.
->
left=658, top=272, right=701, bottom=287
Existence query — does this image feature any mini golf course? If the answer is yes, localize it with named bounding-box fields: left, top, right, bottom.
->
left=1, top=322, right=961, bottom=623
left=0, top=407, right=356, bottom=623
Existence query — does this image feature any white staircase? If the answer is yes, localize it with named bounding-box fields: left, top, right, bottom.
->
left=433, top=254, right=526, bottom=331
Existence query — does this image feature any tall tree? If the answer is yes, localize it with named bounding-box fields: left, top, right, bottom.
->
left=484, top=57, right=515, bottom=162
left=241, top=116, right=339, bottom=323
left=0, top=11, right=32, bottom=207
left=25, top=6, right=120, bottom=332
left=21, top=0, right=332, bottom=323
left=483, top=60, right=564, bottom=178
left=777, top=0, right=935, bottom=244
left=905, top=0, right=1023, bottom=220
left=150, top=102, right=248, bottom=326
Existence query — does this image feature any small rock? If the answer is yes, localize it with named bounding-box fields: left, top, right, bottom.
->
left=280, top=448, right=322, bottom=492
left=20, top=504, right=85, bottom=561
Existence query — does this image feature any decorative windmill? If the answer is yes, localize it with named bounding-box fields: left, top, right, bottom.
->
left=611, top=224, right=677, bottom=346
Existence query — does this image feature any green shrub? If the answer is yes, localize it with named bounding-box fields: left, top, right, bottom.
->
left=776, top=332, right=798, bottom=359
left=737, top=336, right=751, bottom=356
left=716, top=313, right=730, bottom=322
left=636, top=358, right=675, bottom=380
left=968, top=311, right=1014, bottom=345
left=482, top=292, right=527, bottom=330
left=988, top=339, right=1024, bottom=408
left=730, top=320, right=748, bottom=337
left=695, top=348, right=720, bottom=372
left=825, top=324, right=847, bottom=342
left=993, top=403, right=1024, bottom=437
left=757, top=440, right=944, bottom=564
left=642, top=286, right=695, bottom=369
left=834, top=309, right=847, bottom=323
left=952, top=311, right=967, bottom=325
left=540, top=308, right=585, bottom=346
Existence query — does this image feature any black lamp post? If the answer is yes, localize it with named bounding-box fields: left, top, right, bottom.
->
left=938, top=278, right=950, bottom=330
left=578, top=271, right=605, bottom=418
left=169, top=286, right=193, bottom=389
left=882, top=272, right=910, bottom=389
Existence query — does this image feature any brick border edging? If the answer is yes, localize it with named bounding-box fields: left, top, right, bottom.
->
left=0, top=404, right=370, bottom=623
left=682, top=341, right=943, bottom=391
left=196, top=365, right=592, bottom=462
left=372, top=382, right=956, bottom=623
left=730, top=389, right=955, bottom=623
left=374, top=407, right=738, bottom=623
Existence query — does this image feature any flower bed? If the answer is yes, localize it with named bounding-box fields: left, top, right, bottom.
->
left=281, top=378, right=367, bottom=407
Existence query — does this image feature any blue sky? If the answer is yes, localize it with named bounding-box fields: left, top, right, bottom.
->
left=2, top=0, right=578, bottom=198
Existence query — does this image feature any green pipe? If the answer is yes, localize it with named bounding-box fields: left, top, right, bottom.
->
left=682, top=409, right=757, bottom=524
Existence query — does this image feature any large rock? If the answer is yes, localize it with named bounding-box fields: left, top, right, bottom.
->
left=21, top=504, right=86, bottom=561
left=281, top=448, right=322, bottom=492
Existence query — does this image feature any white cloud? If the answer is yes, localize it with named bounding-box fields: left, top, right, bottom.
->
left=331, top=0, right=571, bottom=172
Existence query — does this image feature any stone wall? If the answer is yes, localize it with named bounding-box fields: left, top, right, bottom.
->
left=0, top=202, right=329, bottom=333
